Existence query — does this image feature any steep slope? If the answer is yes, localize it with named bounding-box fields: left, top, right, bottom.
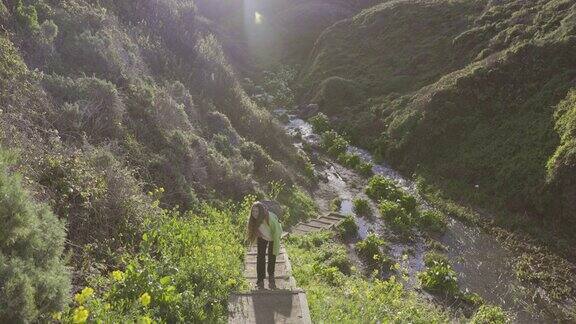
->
left=196, top=0, right=381, bottom=68
left=300, top=0, right=576, bottom=237
left=0, top=0, right=315, bottom=295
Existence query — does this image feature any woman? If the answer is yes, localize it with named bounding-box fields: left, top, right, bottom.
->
left=247, top=201, right=283, bottom=289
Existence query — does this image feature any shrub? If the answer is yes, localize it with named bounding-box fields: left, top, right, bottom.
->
left=312, top=77, right=364, bottom=114
left=337, top=153, right=361, bottom=169
left=419, top=209, right=448, bottom=233
left=470, top=305, right=509, bottom=324
left=278, top=185, right=318, bottom=227
left=309, top=113, right=332, bottom=134
left=61, top=201, right=248, bottom=323
left=286, top=232, right=450, bottom=323
left=0, top=150, right=71, bottom=322
left=357, top=162, right=373, bottom=177
left=379, top=200, right=412, bottom=232
left=365, top=175, right=400, bottom=201
left=337, top=215, right=358, bottom=238
left=322, top=245, right=353, bottom=275
left=321, top=130, right=349, bottom=157
left=331, top=197, right=342, bottom=211
left=15, top=0, right=40, bottom=32
left=355, top=233, right=391, bottom=270
left=418, top=253, right=458, bottom=295
left=353, top=197, right=370, bottom=216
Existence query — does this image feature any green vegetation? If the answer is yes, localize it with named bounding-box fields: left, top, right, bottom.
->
left=320, top=130, right=349, bottom=157
left=286, top=231, right=449, bottom=322
left=0, top=149, right=70, bottom=323
left=352, top=197, right=370, bottom=216
left=337, top=215, right=359, bottom=239
left=355, top=233, right=391, bottom=271
left=470, top=305, right=509, bottom=324
left=300, top=0, right=576, bottom=250
left=367, top=175, right=447, bottom=234
left=418, top=252, right=458, bottom=295
left=58, top=200, right=250, bottom=323
left=309, top=113, right=332, bottom=134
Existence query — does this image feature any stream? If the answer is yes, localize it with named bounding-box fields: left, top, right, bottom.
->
left=277, top=110, right=556, bottom=323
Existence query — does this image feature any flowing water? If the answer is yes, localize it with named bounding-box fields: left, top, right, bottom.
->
left=278, top=110, right=556, bottom=322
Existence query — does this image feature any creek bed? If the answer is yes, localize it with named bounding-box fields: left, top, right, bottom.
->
left=281, top=111, right=556, bottom=322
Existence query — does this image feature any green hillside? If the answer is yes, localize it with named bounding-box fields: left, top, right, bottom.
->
left=301, top=0, right=576, bottom=242
left=0, top=0, right=315, bottom=321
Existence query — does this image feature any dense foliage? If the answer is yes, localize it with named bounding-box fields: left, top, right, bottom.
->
left=0, top=149, right=70, bottom=323
left=58, top=200, right=250, bottom=323
left=300, top=0, right=576, bottom=249
left=286, top=231, right=450, bottom=323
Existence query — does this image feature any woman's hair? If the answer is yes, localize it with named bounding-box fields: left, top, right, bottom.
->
left=247, top=202, right=268, bottom=245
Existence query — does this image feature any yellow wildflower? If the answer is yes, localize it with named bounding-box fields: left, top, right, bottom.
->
left=111, top=270, right=125, bottom=282
left=51, top=312, right=62, bottom=321
left=138, top=316, right=154, bottom=324
left=74, top=287, right=94, bottom=305
left=139, top=292, right=151, bottom=307
left=72, top=306, right=89, bottom=324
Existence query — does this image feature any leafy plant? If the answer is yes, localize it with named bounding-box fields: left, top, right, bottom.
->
left=286, top=232, right=449, bottom=323
left=353, top=197, right=370, bottom=216
left=321, top=130, right=349, bottom=157
left=355, top=233, right=391, bottom=270
left=379, top=200, right=412, bottom=232
left=337, top=215, right=359, bottom=238
left=418, top=252, right=458, bottom=295
left=0, top=149, right=70, bottom=323
left=309, top=113, right=332, bottom=134
left=60, top=200, right=250, bottom=323
left=470, top=305, right=509, bottom=324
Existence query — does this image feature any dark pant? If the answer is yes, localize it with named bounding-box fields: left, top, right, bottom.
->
left=257, top=237, right=276, bottom=281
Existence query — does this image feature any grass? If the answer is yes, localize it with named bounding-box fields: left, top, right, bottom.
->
left=285, top=231, right=450, bottom=323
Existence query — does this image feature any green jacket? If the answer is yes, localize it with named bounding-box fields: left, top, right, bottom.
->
left=268, top=211, right=283, bottom=256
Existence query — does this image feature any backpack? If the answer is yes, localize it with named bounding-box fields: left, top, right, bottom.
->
left=260, top=200, right=284, bottom=218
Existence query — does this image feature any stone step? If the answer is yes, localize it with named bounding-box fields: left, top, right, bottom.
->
left=246, top=275, right=297, bottom=290
left=306, top=219, right=335, bottom=228
left=245, top=262, right=289, bottom=277
left=228, top=290, right=312, bottom=324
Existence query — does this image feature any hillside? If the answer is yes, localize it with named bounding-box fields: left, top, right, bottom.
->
left=300, top=0, right=576, bottom=243
left=0, top=0, right=318, bottom=321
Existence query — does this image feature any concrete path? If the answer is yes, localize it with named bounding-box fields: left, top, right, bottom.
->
left=228, top=213, right=346, bottom=324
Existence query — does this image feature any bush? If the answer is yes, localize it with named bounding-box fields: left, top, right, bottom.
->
left=60, top=201, right=249, bottom=323
left=15, top=0, right=40, bottom=32
left=286, top=232, right=450, bottom=323
left=331, top=197, right=342, bottom=211
left=278, top=185, right=318, bottom=227
left=419, top=209, right=448, bottom=233
left=309, top=113, right=332, bottom=134
left=337, top=215, right=358, bottom=238
left=0, top=150, right=71, bottom=322
left=353, top=197, right=370, bottom=216
left=357, top=162, right=373, bottom=177
left=365, top=175, right=400, bottom=201
left=470, top=305, right=508, bottom=324
left=379, top=200, right=412, bottom=232
left=321, top=130, right=349, bottom=157
left=337, top=153, right=361, bottom=169
left=418, top=252, right=458, bottom=295
left=355, top=233, right=391, bottom=270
